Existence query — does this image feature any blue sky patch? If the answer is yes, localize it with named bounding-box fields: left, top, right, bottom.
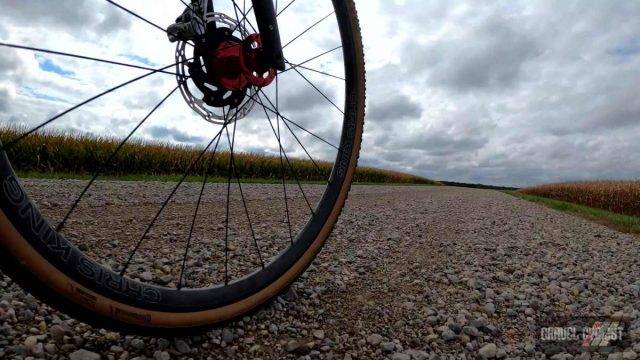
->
left=22, top=86, right=69, bottom=104
left=121, top=53, right=157, bottom=67
left=35, top=54, right=75, bottom=77
left=608, top=38, right=640, bottom=57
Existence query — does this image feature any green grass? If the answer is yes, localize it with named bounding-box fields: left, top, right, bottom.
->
left=505, top=191, right=640, bottom=235
left=1, top=127, right=441, bottom=186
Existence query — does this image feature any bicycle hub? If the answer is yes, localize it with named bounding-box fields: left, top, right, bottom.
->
left=187, top=26, right=275, bottom=110
left=171, top=4, right=281, bottom=124
left=209, top=33, right=276, bottom=91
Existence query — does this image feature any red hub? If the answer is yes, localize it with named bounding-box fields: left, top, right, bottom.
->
left=209, top=33, right=276, bottom=91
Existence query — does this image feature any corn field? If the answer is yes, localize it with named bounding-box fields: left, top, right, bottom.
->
left=520, top=181, right=640, bottom=217
left=0, top=127, right=439, bottom=185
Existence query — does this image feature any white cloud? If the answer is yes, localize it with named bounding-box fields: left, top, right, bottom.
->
left=0, top=0, right=639, bottom=187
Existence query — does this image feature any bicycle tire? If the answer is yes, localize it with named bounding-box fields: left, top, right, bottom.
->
left=0, top=0, right=365, bottom=333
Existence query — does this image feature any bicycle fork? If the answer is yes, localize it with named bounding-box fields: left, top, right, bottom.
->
left=167, top=0, right=285, bottom=70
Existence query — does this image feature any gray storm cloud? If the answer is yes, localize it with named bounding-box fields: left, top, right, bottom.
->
left=359, top=0, right=640, bottom=187
left=0, top=0, right=639, bottom=188
left=0, top=1, right=131, bottom=35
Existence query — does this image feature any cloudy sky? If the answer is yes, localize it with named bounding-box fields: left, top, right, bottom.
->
left=0, top=1, right=639, bottom=187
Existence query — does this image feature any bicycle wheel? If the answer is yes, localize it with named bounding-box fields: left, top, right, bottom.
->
left=0, top=0, right=365, bottom=332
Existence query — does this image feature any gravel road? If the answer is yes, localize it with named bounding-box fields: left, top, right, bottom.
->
left=1, top=181, right=639, bottom=359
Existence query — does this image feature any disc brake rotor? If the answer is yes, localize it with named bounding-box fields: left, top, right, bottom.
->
left=175, top=13, right=256, bottom=125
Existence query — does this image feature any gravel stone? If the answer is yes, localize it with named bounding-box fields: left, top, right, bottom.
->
left=483, top=303, right=496, bottom=316
left=524, top=343, right=536, bottom=354
left=462, top=325, right=480, bottom=337
left=366, top=333, right=383, bottom=346
left=154, top=351, right=171, bottom=360
left=69, top=349, right=101, bottom=360
left=130, top=338, right=145, bottom=350
left=405, top=349, right=429, bottom=360
left=157, top=274, right=173, bottom=285
left=44, top=343, right=57, bottom=355
left=286, top=340, right=301, bottom=353
left=622, top=350, right=638, bottom=360
left=157, top=338, right=171, bottom=350
left=449, top=323, right=462, bottom=334
left=24, top=335, right=38, bottom=348
left=30, top=343, right=44, bottom=357
left=391, top=353, right=411, bottom=360
left=380, top=341, right=395, bottom=352
left=441, top=329, right=457, bottom=341
left=479, top=343, right=498, bottom=358
left=173, top=339, right=191, bottom=354
left=624, top=351, right=638, bottom=360
left=49, top=324, right=66, bottom=343
left=222, top=328, right=234, bottom=343
left=139, top=271, right=153, bottom=281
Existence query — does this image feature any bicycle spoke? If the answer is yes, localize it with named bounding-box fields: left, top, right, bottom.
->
left=256, top=89, right=321, bottom=171
left=229, top=4, right=253, bottom=35
left=256, top=94, right=315, bottom=215
left=276, top=76, right=294, bottom=243
left=296, top=64, right=345, bottom=81
left=276, top=0, right=296, bottom=17
left=285, top=59, right=344, bottom=114
left=120, top=94, right=257, bottom=277
left=0, top=42, right=179, bottom=76
left=279, top=45, right=343, bottom=75
left=120, top=126, right=225, bottom=277
left=231, top=1, right=257, bottom=34
left=243, top=0, right=247, bottom=32
left=222, top=20, right=342, bottom=79
left=282, top=12, right=334, bottom=50
left=56, top=85, right=181, bottom=232
left=178, top=123, right=225, bottom=290
left=1, top=59, right=190, bottom=152
left=231, top=1, right=244, bottom=38
left=106, top=0, right=164, bottom=34
left=224, top=122, right=264, bottom=269
left=256, top=90, right=343, bottom=152
left=106, top=0, right=185, bottom=42
left=223, top=109, right=233, bottom=286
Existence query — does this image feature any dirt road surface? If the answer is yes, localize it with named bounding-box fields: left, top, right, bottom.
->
left=1, top=182, right=639, bottom=359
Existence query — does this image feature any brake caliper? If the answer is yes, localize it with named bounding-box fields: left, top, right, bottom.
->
left=167, top=1, right=206, bottom=43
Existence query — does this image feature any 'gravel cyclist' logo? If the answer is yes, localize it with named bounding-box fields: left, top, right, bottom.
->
left=537, top=315, right=629, bottom=356
left=580, top=321, right=624, bottom=349
left=540, top=321, right=623, bottom=346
